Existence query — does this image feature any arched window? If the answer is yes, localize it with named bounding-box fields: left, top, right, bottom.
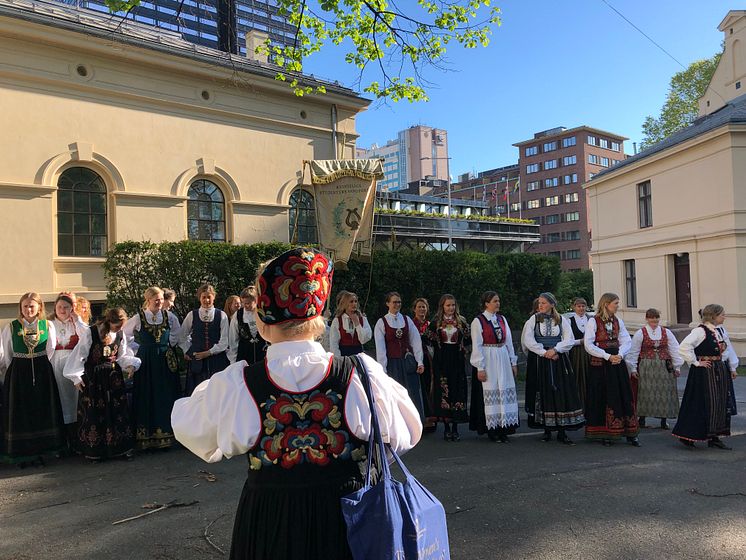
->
left=57, top=167, right=108, bottom=257
left=187, top=179, right=226, bottom=241
left=288, top=189, right=317, bottom=244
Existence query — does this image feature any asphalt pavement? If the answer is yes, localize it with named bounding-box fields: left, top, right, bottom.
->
left=1, top=375, right=745, bottom=560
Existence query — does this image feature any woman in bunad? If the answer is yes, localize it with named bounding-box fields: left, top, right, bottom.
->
left=428, top=294, right=470, bottom=442
left=48, top=292, right=91, bottom=448
left=712, top=317, right=739, bottom=418
left=568, top=298, right=591, bottom=406
left=179, top=284, right=230, bottom=395
left=411, top=297, right=437, bottom=433
left=0, top=293, right=65, bottom=465
left=224, top=295, right=241, bottom=323
left=171, top=248, right=421, bottom=560
left=64, top=307, right=140, bottom=461
left=329, top=290, right=372, bottom=357
left=123, top=287, right=182, bottom=451
left=673, top=304, right=736, bottom=449
left=624, top=308, right=683, bottom=430
left=584, top=292, right=640, bottom=447
left=469, top=291, right=519, bottom=443
left=374, top=291, right=426, bottom=420
left=227, top=286, right=268, bottom=366
left=162, top=289, right=179, bottom=321
left=521, top=292, right=585, bottom=445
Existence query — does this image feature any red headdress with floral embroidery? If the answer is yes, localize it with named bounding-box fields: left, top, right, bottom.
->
left=256, top=247, right=333, bottom=325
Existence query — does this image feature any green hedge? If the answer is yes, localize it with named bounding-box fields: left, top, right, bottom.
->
left=555, top=270, right=595, bottom=313
left=104, top=241, right=561, bottom=326
left=103, top=240, right=292, bottom=319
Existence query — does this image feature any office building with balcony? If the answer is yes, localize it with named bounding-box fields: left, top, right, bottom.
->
left=513, top=126, right=627, bottom=270
left=437, top=164, right=521, bottom=216
left=357, top=125, right=449, bottom=192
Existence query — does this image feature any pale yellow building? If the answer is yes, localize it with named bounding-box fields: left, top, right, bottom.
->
left=0, top=0, right=368, bottom=320
left=585, top=10, right=746, bottom=356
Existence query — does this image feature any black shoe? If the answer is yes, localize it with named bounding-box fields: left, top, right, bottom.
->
left=487, top=430, right=500, bottom=443
left=708, top=438, right=732, bottom=450
left=499, top=435, right=511, bottom=444
left=680, top=438, right=695, bottom=448
left=660, top=419, right=669, bottom=430
left=602, top=439, right=612, bottom=447
left=443, top=424, right=452, bottom=441
left=558, top=435, right=575, bottom=446
left=626, top=437, right=641, bottom=447
left=541, top=431, right=552, bottom=442
left=451, top=427, right=460, bottom=442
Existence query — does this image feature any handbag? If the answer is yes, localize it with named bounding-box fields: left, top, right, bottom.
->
left=341, top=355, right=450, bottom=560
left=165, top=344, right=187, bottom=375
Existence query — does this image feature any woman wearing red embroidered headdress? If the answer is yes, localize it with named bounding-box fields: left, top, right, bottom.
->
left=172, top=248, right=422, bottom=560
left=584, top=292, right=640, bottom=447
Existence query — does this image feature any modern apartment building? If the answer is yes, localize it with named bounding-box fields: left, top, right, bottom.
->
left=513, top=126, right=627, bottom=270
left=56, top=0, right=296, bottom=54
left=358, top=125, right=449, bottom=192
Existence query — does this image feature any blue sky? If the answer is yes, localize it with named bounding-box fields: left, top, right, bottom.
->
left=305, top=0, right=731, bottom=178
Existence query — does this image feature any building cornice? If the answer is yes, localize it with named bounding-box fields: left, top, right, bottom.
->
left=513, top=125, right=628, bottom=148
left=0, top=1, right=369, bottom=112
left=583, top=124, right=746, bottom=189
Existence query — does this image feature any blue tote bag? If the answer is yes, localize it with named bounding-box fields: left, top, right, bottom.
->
left=341, top=356, right=451, bottom=560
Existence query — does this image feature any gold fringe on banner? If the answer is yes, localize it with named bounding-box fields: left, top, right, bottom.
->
left=308, top=159, right=384, bottom=185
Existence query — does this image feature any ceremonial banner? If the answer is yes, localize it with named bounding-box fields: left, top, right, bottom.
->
left=308, top=159, right=383, bottom=265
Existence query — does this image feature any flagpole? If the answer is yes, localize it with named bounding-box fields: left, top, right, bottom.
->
left=518, top=179, right=522, bottom=220
left=506, top=179, right=510, bottom=219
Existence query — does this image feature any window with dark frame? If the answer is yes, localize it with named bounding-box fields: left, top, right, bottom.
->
left=187, top=179, right=226, bottom=242
left=288, top=188, right=318, bottom=244
left=57, top=167, right=108, bottom=257
left=624, top=259, right=637, bottom=308
left=638, top=180, right=652, bottom=228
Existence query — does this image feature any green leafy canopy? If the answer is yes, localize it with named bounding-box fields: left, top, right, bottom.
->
left=103, top=0, right=501, bottom=102
left=640, top=52, right=721, bottom=149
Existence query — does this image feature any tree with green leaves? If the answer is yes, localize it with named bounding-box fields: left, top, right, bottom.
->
left=640, top=52, right=722, bottom=149
left=103, top=0, right=501, bottom=102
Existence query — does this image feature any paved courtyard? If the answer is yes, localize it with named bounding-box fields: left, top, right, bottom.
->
left=2, top=375, right=745, bottom=560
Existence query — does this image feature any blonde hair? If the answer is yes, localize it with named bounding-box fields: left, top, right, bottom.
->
left=701, top=304, right=724, bottom=324
left=536, top=295, right=562, bottom=326
left=18, top=292, right=45, bottom=321
left=335, top=291, right=360, bottom=319
left=224, top=295, right=241, bottom=319
left=411, top=297, right=429, bottom=318
left=240, top=285, right=257, bottom=301
left=196, top=283, right=216, bottom=299
left=142, top=286, right=164, bottom=311
left=75, top=296, right=92, bottom=324
left=596, top=292, right=620, bottom=322
left=278, top=316, right=328, bottom=339
left=434, top=294, right=466, bottom=329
